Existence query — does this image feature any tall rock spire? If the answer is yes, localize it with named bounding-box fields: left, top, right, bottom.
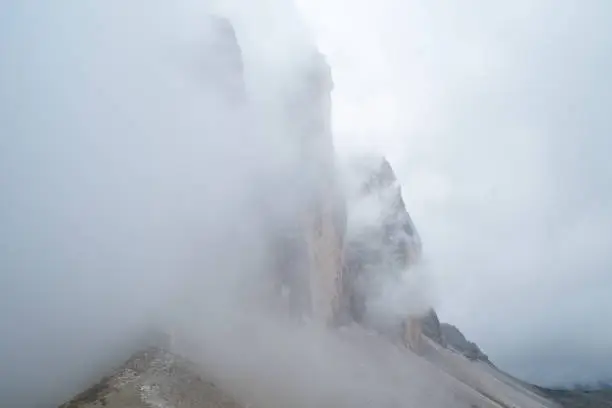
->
left=271, top=50, right=345, bottom=325
left=295, top=52, right=345, bottom=325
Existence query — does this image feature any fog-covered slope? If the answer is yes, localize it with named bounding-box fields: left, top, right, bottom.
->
left=60, top=327, right=561, bottom=408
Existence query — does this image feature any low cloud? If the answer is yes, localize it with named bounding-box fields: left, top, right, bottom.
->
left=299, top=0, right=612, bottom=385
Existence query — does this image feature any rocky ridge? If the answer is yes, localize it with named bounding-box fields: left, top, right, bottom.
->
left=59, top=347, right=240, bottom=408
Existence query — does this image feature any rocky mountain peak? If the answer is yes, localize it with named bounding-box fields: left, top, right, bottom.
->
left=54, top=8, right=560, bottom=408
left=341, top=155, right=423, bottom=343
left=341, top=155, right=491, bottom=363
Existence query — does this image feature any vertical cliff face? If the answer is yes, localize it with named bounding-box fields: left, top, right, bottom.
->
left=272, top=51, right=345, bottom=325
left=341, top=156, right=425, bottom=346
left=296, top=53, right=344, bottom=325
left=187, top=8, right=345, bottom=326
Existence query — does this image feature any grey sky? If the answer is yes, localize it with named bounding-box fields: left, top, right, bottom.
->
left=1, top=3, right=611, bottom=406
left=298, top=0, right=612, bottom=385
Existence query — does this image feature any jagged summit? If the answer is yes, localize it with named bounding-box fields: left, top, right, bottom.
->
left=345, top=155, right=396, bottom=191
left=343, top=155, right=420, bottom=249
left=342, top=156, right=492, bottom=363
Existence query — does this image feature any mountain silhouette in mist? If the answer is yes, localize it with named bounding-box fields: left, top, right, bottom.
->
left=54, top=11, right=610, bottom=408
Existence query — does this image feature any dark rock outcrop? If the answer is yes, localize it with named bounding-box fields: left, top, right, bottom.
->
left=420, top=308, right=446, bottom=347
left=419, top=310, right=491, bottom=363
left=289, top=51, right=345, bottom=325
left=440, top=323, right=490, bottom=362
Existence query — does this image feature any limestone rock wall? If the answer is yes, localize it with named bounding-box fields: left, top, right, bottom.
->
left=282, top=52, right=345, bottom=325
left=199, top=12, right=346, bottom=325
left=252, top=45, right=344, bottom=324
left=303, top=185, right=345, bottom=324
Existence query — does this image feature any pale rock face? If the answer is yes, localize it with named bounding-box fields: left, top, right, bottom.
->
left=195, top=12, right=344, bottom=325
left=303, top=186, right=345, bottom=324
left=265, top=50, right=345, bottom=325
left=294, top=53, right=344, bottom=325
